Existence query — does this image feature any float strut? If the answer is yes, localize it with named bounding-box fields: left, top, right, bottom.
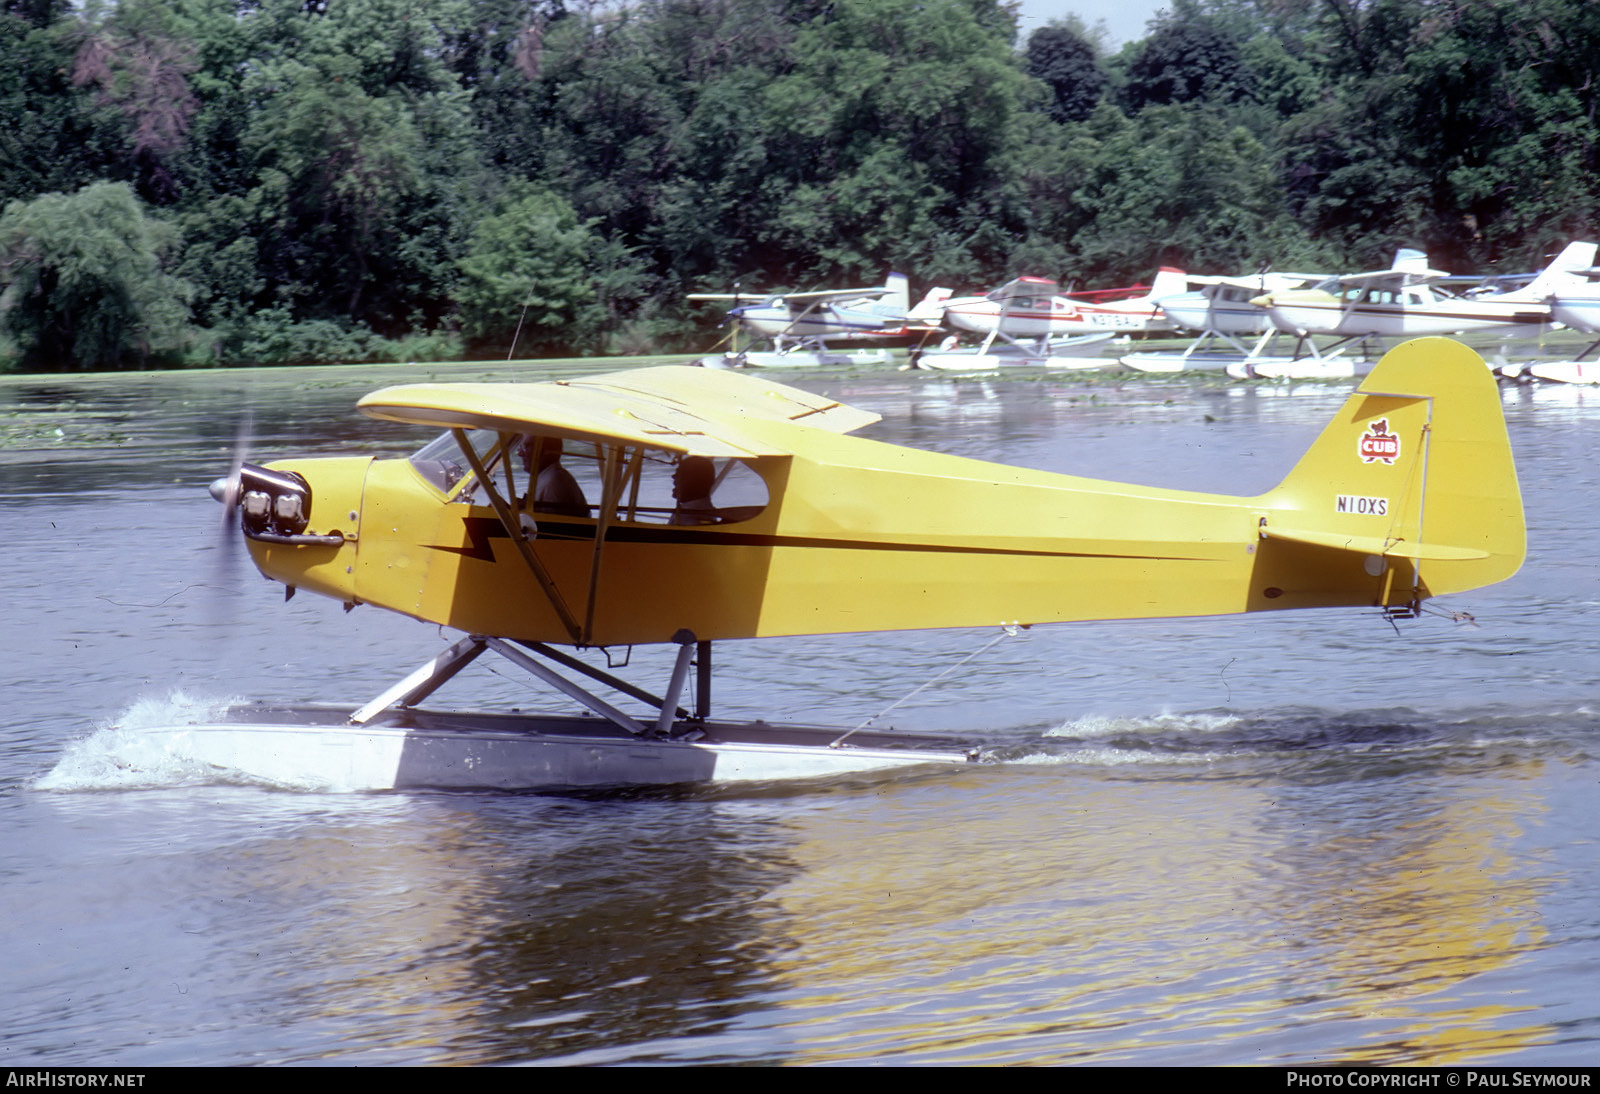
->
left=696, top=640, right=712, bottom=721
left=349, top=635, right=488, bottom=725
left=656, top=630, right=697, bottom=735
left=484, top=638, right=647, bottom=735
left=515, top=640, right=686, bottom=719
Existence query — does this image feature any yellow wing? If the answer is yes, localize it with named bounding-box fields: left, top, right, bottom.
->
left=356, top=365, right=880, bottom=458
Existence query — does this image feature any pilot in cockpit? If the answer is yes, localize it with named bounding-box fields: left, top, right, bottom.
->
left=519, top=436, right=589, bottom=518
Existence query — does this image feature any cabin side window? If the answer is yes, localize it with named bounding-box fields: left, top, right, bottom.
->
left=516, top=436, right=603, bottom=517
left=409, top=431, right=768, bottom=525
left=607, top=450, right=769, bottom=526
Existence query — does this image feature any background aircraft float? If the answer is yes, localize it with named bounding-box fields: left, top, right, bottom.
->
left=183, top=338, right=1523, bottom=791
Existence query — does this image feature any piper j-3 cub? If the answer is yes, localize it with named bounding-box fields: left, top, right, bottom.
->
left=180, top=337, right=1523, bottom=791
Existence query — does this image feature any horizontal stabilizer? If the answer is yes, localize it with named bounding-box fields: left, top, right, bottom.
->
left=1258, top=522, right=1490, bottom=561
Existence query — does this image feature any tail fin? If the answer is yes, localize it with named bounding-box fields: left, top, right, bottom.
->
left=1258, top=338, right=1523, bottom=608
left=1392, top=248, right=1432, bottom=274
left=881, top=272, right=910, bottom=314
left=908, top=286, right=953, bottom=321
left=1496, top=240, right=1598, bottom=301
left=1147, top=267, right=1188, bottom=301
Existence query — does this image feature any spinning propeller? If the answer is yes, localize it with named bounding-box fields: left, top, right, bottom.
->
left=208, top=409, right=252, bottom=532
left=205, top=412, right=343, bottom=615
left=203, top=411, right=253, bottom=625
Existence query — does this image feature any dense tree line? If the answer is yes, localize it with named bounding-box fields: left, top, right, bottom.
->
left=1, top=0, right=1598, bottom=370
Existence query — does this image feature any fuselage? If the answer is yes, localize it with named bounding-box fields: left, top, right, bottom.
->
left=1255, top=281, right=1552, bottom=338
left=249, top=437, right=1285, bottom=648
left=236, top=343, right=1524, bottom=650
left=729, top=298, right=909, bottom=340
left=1549, top=290, right=1600, bottom=333
left=942, top=278, right=1183, bottom=337
left=1160, top=276, right=1318, bottom=335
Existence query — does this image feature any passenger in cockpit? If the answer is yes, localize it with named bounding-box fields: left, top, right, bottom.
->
left=671, top=456, right=718, bottom=524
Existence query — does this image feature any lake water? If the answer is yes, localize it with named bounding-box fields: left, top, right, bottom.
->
left=2, top=351, right=1597, bottom=1065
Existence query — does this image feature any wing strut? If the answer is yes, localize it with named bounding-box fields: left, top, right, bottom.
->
left=452, top=428, right=582, bottom=644
left=580, top=444, right=628, bottom=645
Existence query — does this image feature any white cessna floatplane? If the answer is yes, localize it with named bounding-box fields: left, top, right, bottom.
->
left=1248, top=243, right=1598, bottom=378
left=161, top=338, right=1523, bottom=792
left=688, top=272, right=940, bottom=368
left=1122, top=270, right=1323, bottom=374
left=915, top=269, right=1189, bottom=370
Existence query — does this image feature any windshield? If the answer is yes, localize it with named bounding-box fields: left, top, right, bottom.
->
left=409, top=429, right=499, bottom=496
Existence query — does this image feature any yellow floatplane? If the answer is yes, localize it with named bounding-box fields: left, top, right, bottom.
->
left=189, top=337, right=1522, bottom=790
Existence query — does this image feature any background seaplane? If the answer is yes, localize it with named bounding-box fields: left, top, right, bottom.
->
left=688, top=271, right=941, bottom=367
left=1521, top=266, right=1600, bottom=383
left=1122, top=270, right=1324, bottom=373
left=916, top=268, right=1189, bottom=370
left=1249, top=243, right=1598, bottom=376
left=179, top=338, right=1524, bottom=791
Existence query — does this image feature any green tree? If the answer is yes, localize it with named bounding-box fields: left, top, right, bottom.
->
left=1273, top=0, right=1600, bottom=271
left=455, top=185, right=606, bottom=356
left=1122, top=15, right=1250, bottom=112
left=0, top=181, right=193, bottom=369
left=70, top=8, right=201, bottom=203
left=0, top=12, right=122, bottom=206
left=1025, top=25, right=1107, bottom=124
left=234, top=0, right=482, bottom=333
left=1062, top=102, right=1318, bottom=280
left=760, top=0, right=1034, bottom=284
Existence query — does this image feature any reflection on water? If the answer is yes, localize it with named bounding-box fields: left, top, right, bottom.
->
left=2, top=359, right=1598, bottom=1064
left=746, top=754, right=1553, bottom=1066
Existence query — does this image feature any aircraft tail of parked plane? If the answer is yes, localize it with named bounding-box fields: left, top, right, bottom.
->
left=908, top=286, right=954, bottom=322
left=880, top=271, right=911, bottom=315
left=1139, top=266, right=1190, bottom=303
left=1490, top=241, right=1600, bottom=301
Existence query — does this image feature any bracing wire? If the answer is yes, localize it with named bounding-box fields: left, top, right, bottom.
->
left=829, top=623, right=1026, bottom=749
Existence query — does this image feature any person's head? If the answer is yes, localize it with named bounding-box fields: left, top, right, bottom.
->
left=673, top=456, right=715, bottom=501
left=520, top=436, right=563, bottom=472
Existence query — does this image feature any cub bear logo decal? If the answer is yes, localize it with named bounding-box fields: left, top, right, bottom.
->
left=1359, top=419, right=1400, bottom=464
